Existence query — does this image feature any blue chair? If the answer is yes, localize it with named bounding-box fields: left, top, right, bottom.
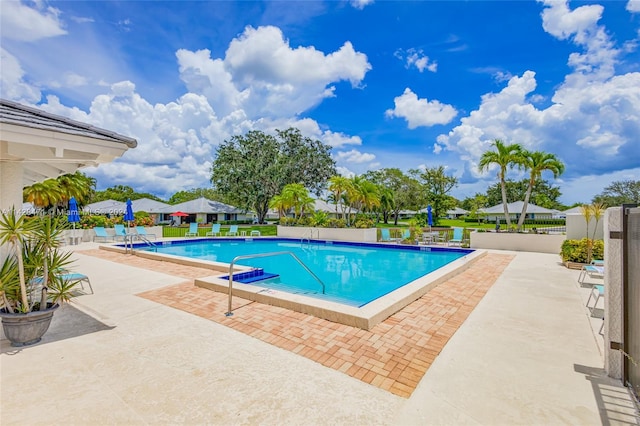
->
left=206, top=223, right=221, bottom=237
left=380, top=228, right=397, bottom=242
left=135, top=226, right=156, bottom=240
left=448, top=227, right=464, bottom=246
left=32, top=271, right=93, bottom=295
left=185, top=222, right=199, bottom=237
left=114, top=224, right=128, bottom=241
left=226, top=224, right=239, bottom=236
left=93, top=226, right=113, bottom=242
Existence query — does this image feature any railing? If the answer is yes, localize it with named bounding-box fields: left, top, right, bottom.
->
left=225, top=251, right=325, bottom=317
left=300, top=228, right=319, bottom=244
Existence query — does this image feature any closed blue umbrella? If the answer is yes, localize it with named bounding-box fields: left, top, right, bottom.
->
left=67, top=197, right=80, bottom=225
left=124, top=198, right=135, bottom=229
left=427, top=205, right=433, bottom=229
left=67, top=197, right=81, bottom=245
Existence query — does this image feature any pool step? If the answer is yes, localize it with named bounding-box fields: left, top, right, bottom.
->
left=221, top=269, right=280, bottom=284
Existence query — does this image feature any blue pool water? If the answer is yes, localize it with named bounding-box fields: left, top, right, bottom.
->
left=139, top=238, right=472, bottom=307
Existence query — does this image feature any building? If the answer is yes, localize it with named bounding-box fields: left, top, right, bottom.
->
left=478, top=201, right=560, bottom=222
left=161, top=197, right=247, bottom=224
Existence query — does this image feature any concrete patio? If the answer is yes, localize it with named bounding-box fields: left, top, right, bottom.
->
left=1, top=243, right=638, bottom=425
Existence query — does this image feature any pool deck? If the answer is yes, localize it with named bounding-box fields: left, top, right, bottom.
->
left=1, top=242, right=638, bottom=425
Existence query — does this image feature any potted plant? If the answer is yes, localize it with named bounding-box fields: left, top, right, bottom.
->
left=0, top=208, right=77, bottom=346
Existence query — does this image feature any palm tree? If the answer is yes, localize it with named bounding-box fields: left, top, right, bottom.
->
left=281, top=183, right=313, bottom=220
left=516, top=150, right=565, bottom=231
left=350, top=177, right=380, bottom=214
left=56, top=172, right=96, bottom=206
left=23, top=179, right=64, bottom=209
left=269, top=194, right=289, bottom=219
left=479, top=140, right=523, bottom=228
left=328, top=176, right=354, bottom=220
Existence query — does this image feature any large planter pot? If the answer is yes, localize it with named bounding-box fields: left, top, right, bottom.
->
left=0, top=304, right=59, bottom=347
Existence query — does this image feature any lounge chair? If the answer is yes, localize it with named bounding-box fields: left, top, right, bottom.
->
left=206, top=223, right=221, bottom=237
left=586, top=284, right=604, bottom=316
left=114, top=224, right=128, bottom=241
left=226, top=224, right=239, bottom=236
left=31, top=271, right=93, bottom=295
left=135, top=226, right=156, bottom=240
left=448, top=227, right=465, bottom=246
left=185, top=222, right=199, bottom=237
left=578, top=265, right=604, bottom=287
left=400, top=229, right=411, bottom=241
left=93, top=226, right=113, bottom=242
left=379, top=228, right=398, bottom=243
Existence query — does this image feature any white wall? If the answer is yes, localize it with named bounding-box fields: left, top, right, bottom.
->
left=566, top=213, right=604, bottom=240
left=470, top=231, right=566, bottom=254
left=277, top=226, right=378, bottom=242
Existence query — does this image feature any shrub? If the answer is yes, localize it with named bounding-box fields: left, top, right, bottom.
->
left=560, top=238, right=604, bottom=263
left=353, top=215, right=374, bottom=229
left=326, top=218, right=346, bottom=228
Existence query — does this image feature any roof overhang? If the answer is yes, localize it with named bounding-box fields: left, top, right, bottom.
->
left=0, top=120, right=135, bottom=186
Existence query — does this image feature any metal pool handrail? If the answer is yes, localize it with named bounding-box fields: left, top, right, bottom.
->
left=225, top=251, right=325, bottom=317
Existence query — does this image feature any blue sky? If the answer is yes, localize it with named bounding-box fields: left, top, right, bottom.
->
left=2, top=0, right=639, bottom=205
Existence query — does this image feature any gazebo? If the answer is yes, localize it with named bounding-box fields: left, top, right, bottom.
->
left=0, top=99, right=137, bottom=211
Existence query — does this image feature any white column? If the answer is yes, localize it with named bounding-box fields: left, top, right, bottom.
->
left=0, top=160, right=24, bottom=213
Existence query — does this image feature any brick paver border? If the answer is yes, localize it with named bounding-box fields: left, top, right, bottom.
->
left=81, top=249, right=513, bottom=397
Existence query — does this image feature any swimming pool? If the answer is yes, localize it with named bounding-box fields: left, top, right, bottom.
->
left=139, top=238, right=472, bottom=308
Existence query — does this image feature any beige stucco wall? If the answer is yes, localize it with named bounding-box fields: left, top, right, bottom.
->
left=604, top=207, right=623, bottom=379
left=277, top=226, right=378, bottom=242
left=566, top=213, right=604, bottom=240
left=470, top=231, right=566, bottom=254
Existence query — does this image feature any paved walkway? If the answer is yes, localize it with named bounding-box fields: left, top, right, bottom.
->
left=1, top=243, right=637, bottom=425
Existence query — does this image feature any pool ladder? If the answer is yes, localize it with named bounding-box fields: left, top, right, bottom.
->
left=225, top=251, right=325, bottom=317
left=123, top=234, right=157, bottom=254
left=301, top=228, right=319, bottom=244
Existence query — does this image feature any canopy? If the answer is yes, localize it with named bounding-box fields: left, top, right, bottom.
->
left=170, top=211, right=189, bottom=217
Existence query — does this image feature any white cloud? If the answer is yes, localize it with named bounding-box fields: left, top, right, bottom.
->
left=334, top=149, right=376, bottom=164
left=23, top=22, right=372, bottom=198
left=0, top=1, right=66, bottom=42
left=628, top=0, right=640, bottom=13
left=394, top=48, right=437, bottom=73
left=385, top=88, right=458, bottom=128
left=350, top=0, right=374, bottom=10
left=436, top=1, right=640, bottom=184
left=177, top=26, right=371, bottom=120
left=0, top=48, right=42, bottom=102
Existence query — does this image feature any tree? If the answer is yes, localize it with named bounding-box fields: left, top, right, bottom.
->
left=280, top=183, right=314, bottom=220
left=364, top=168, right=422, bottom=225
left=327, top=176, right=355, bottom=220
left=484, top=179, right=563, bottom=209
left=410, top=166, right=458, bottom=224
left=90, top=185, right=162, bottom=203
left=23, top=172, right=97, bottom=211
left=168, top=188, right=220, bottom=204
left=210, top=128, right=336, bottom=223
left=55, top=172, right=96, bottom=207
left=478, top=140, right=523, bottom=227
left=592, top=180, right=640, bottom=207
left=516, top=150, right=565, bottom=231
left=23, top=179, right=64, bottom=209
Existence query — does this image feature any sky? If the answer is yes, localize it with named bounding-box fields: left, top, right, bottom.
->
left=1, top=0, right=639, bottom=206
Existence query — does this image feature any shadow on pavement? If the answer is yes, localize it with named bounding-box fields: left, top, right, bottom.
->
left=1, top=303, right=115, bottom=353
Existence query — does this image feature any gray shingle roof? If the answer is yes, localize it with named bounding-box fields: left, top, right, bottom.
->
left=0, top=99, right=137, bottom=148
left=162, top=197, right=242, bottom=214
